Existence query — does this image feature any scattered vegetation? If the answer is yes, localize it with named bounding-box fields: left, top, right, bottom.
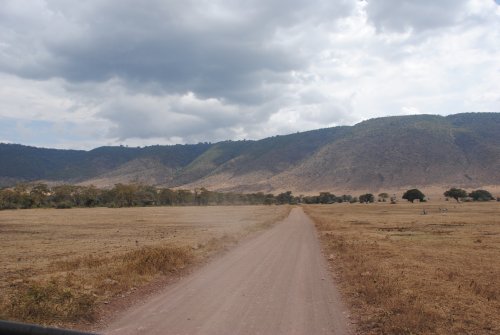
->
left=402, top=188, right=426, bottom=203
left=0, top=206, right=290, bottom=328
left=359, top=193, right=374, bottom=203
left=444, top=187, right=468, bottom=202
left=306, top=201, right=500, bottom=334
left=469, top=189, right=494, bottom=202
left=378, top=193, right=389, bottom=202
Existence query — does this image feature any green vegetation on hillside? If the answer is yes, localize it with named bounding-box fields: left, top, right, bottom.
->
left=1, top=113, right=499, bottom=191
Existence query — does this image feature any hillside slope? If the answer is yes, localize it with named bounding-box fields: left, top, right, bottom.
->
left=1, top=113, right=499, bottom=192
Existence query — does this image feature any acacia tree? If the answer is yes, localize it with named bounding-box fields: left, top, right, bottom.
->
left=359, top=193, right=374, bottom=203
left=276, top=191, right=295, bottom=205
left=378, top=193, right=389, bottom=202
left=444, top=188, right=467, bottom=203
left=110, top=183, right=138, bottom=207
left=469, top=189, right=494, bottom=201
left=29, top=183, right=50, bottom=208
left=402, top=189, right=425, bottom=203
left=318, top=192, right=336, bottom=204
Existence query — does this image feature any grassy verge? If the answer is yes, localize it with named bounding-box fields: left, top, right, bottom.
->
left=305, top=202, right=500, bottom=335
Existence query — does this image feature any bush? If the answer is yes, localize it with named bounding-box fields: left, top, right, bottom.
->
left=359, top=194, right=374, bottom=203
left=123, top=246, right=194, bottom=275
left=469, top=190, right=494, bottom=201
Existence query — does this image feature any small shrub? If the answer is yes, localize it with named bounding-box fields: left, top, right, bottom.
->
left=7, top=280, right=95, bottom=323
left=123, top=246, right=194, bottom=275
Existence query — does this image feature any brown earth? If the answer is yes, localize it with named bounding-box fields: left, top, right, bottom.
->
left=104, top=208, right=352, bottom=335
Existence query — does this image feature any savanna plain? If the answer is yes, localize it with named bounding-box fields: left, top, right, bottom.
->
left=0, top=206, right=290, bottom=329
left=305, top=200, right=500, bottom=335
left=1, top=201, right=499, bottom=335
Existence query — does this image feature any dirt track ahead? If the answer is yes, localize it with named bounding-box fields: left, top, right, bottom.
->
left=105, top=208, right=350, bottom=335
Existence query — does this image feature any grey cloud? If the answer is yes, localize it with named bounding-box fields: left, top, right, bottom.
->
left=97, top=92, right=244, bottom=141
left=1, top=0, right=498, bottom=148
left=0, top=0, right=354, bottom=106
left=365, top=0, right=469, bottom=33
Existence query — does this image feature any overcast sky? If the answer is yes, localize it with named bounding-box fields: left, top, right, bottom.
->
left=0, top=0, right=499, bottom=149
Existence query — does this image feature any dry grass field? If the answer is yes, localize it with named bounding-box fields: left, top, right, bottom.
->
left=0, top=206, right=290, bottom=328
left=305, top=201, right=500, bottom=335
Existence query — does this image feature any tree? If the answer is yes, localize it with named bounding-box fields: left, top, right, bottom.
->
left=110, top=183, right=138, bottom=207
left=50, top=185, right=78, bottom=207
left=135, top=185, right=158, bottom=206
left=468, top=190, right=494, bottom=201
left=318, top=192, right=336, bottom=204
left=158, top=188, right=176, bottom=205
left=444, top=188, right=467, bottom=203
left=263, top=194, right=276, bottom=205
left=29, top=183, right=50, bottom=208
left=13, top=183, right=34, bottom=209
left=276, top=191, right=295, bottom=205
left=359, top=193, right=374, bottom=203
left=176, top=189, right=194, bottom=205
left=378, top=193, right=389, bottom=202
left=195, top=188, right=212, bottom=205
left=0, top=189, right=18, bottom=209
left=341, top=194, right=353, bottom=203
left=77, top=185, right=101, bottom=207
left=402, top=189, right=425, bottom=203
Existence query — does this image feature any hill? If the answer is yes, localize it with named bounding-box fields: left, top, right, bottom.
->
left=1, top=113, right=499, bottom=193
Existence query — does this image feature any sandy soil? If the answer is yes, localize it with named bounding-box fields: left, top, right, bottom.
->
left=104, top=208, right=351, bottom=335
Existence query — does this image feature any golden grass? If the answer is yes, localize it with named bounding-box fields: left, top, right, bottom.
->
left=305, top=201, right=500, bottom=335
left=0, top=206, right=290, bottom=327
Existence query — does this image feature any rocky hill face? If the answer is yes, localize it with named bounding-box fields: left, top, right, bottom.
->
left=1, top=113, right=499, bottom=192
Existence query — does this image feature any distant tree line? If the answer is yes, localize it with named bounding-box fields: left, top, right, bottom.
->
left=0, top=183, right=497, bottom=210
left=0, top=183, right=280, bottom=210
left=0, top=185, right=356, bottom=209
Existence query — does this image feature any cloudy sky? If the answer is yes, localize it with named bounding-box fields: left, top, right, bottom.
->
left=0, top=0, right=499, bottom=149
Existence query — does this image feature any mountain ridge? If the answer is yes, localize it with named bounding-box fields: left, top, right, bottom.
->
left=1, top=113, right=499, bottom=192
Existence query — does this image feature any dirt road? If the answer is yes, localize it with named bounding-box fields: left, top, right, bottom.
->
left=105, top=208, right=351, bottom=335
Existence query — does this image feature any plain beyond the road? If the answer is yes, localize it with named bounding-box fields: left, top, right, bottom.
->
left=105, top=208, right=350, bottom=335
